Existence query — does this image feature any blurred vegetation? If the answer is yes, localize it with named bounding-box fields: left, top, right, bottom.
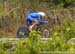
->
left=0, top=31, right=75, bottom=54
left=0, top=0, right=75, bottom=37
left=0, top=0, right=75, bottom=53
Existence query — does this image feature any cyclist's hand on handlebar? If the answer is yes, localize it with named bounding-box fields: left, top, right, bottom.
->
left=44, top=21, right=48, bottom=23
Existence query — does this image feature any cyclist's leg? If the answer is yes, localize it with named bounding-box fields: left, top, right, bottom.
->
left=27, top=18, right=38, bottom=31
left=36, top=21, right=48, bottom=31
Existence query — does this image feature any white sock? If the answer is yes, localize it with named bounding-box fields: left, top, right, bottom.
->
left=29, top=25, right=34, bottom=31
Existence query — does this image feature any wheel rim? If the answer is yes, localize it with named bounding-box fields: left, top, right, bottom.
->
left=19, top=32, right=25, bottom=36
left=42, top=29, right=50, bottom=38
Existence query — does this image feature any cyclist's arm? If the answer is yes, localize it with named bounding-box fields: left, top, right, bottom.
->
left=39, top=21, right=48, bottom=25
left=37, top=15, right=41, bottom=22
left=37, top=15, right=48, bottom=24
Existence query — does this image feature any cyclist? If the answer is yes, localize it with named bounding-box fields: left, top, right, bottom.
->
left=26, top=12, right=48, bottom=31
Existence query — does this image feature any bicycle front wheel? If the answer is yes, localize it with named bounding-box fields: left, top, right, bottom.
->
left=41, top=27, right=51, bottom=38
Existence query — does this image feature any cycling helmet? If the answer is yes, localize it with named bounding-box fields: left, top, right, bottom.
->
left=37, top=12, right=45, bottom=16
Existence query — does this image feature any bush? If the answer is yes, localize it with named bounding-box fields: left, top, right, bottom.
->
left=0, top=30, right=75, bottom=54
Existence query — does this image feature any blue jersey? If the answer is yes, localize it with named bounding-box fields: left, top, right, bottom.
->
left=26, top=13, right=48, bottom=25
left=26, top=13, right=41, bottom=22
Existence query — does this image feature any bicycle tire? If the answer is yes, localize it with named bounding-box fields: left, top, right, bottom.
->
left=40, top=27, right=51, bottom=38
left=17, top=26, right=30, bottom=38
left=36, top=26, right=51, bottom=38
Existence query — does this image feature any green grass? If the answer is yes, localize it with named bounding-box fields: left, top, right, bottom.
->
left=0, top=30, right=75, bottom=54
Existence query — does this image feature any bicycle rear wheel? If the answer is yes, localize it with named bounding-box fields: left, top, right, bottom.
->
left=17, top=26, right=30, bottom=38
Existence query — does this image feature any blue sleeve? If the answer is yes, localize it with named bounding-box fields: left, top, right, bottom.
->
left=37, top=15, right=41, bottom=22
